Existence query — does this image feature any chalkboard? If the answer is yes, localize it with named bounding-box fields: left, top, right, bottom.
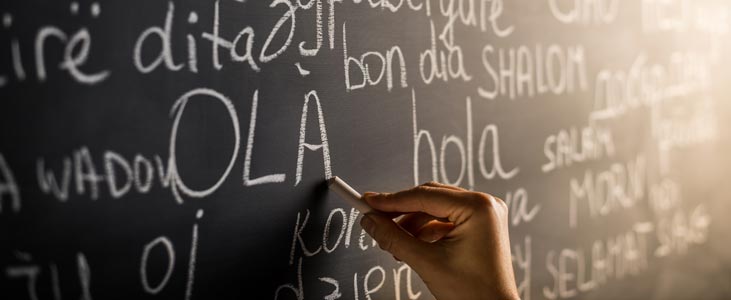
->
left=2, top=0, right=731, bottom=299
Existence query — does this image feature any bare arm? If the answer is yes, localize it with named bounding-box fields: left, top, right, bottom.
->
left=360, top=182, right=519, bottom=300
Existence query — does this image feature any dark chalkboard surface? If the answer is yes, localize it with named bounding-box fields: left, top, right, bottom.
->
left=2, top=0, right=731, bottom=299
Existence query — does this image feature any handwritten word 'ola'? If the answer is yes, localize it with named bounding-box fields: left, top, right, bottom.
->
left=35, top=88, right=334, bottom=204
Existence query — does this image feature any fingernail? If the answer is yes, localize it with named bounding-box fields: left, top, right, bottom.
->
left=362, top=193, right=380, bottom=206
left=361, top=214, right=375, bottom=233
left=362, top=192, right=378, bottom=199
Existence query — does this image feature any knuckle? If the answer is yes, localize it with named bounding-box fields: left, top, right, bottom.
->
left=411, top=185, right=433, bottom=195
left=490, top=195, right=508, bottom=213
left=496, top=196, right=508, bottom=210
left=468, top=192, right=497, bottom=211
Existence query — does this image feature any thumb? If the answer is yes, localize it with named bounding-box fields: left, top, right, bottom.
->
left=361, top=213, right=438, bottom=270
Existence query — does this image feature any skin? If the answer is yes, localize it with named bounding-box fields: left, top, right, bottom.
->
left=360, top=181, right=520, bottom=300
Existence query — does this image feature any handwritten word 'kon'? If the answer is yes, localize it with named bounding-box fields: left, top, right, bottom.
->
left=35, top=88, right=334, bottom=204
left=289, top=208, right=373, bottom=265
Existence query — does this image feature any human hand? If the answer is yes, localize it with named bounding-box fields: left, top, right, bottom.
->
left=360, top=182, right=519, bottom=300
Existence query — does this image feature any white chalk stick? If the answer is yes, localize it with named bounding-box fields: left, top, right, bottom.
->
left=328, top=176, right=372, bottom=214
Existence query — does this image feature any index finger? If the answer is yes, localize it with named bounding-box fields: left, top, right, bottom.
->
left=363, top=185, right=480, bottom=225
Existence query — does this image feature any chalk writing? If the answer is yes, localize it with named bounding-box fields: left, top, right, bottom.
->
left=1, top=0, right=730, bottom=299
